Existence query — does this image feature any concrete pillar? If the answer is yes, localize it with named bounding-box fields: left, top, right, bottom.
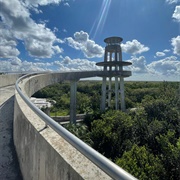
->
left=108, top=52, right=112, bottom=109
left=120, top=77, right=125, bottom=111
left=110, top=52, right=112, bottom=62
left=104, top=51, right=108, bottom=62
left=115, top=76, right=119, bottom=110
left=70, top=80, right=77, bottom=124
left=108, top=77, right=112, bottom=108
left=115, top=50, right=118, bottom=72
left=101, top=77, right=106, bottom=111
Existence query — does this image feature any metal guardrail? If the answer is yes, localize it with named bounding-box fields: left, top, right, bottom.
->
left=15, top=73, right=137, bottom=180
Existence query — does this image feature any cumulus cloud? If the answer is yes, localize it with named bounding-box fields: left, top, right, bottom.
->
left=0, top=56, right=101, bottom=73
left=125, top=55, right=180, bottom=78
left=23, top=0, right=62, bottom=8
left=0, top=24, right=20, bottom=58
left=0, top=0, right=63, bottom=58
left=64, top=2, right=70, bottom=7
left=121, top=40, right=149, bottom=55
left=166, top=0, right=180, bottom=4
left=163, top=49, right=170, bottom=53
left=127, top=56, right=148, bottom=73
left=172, top=6, right=180, bottom=22
left=0, top=58, right=52, bottom=72
left=156, top=52, right=166, bottom=57
left=147, top=56, right=180, bottom=76
left=65, top=31, right=104, bottom=58
left=54, top=56, right=101, bottom=71
left=171, top=36, right=180, bottom=55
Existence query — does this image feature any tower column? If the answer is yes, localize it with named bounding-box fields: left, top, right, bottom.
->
left=101, top=77, right=106, bottom=111
left=115, top=76, right=119, bottom=110
left=70, top=80, right=77, bottom=124
left=108, top=52, right=112, bottom=108
left=120, top=77, right=125, bottom=111
left=108, top=77, right=112, bottom=108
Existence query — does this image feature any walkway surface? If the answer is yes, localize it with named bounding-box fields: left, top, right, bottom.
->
left=0, top=86, right=22, bottom=180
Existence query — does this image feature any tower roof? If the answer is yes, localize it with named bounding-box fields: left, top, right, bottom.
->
left=104, top=37, right=123, bottom=44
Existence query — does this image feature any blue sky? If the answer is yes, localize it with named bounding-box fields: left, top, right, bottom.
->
left=0, top=0, right=179, bottom=81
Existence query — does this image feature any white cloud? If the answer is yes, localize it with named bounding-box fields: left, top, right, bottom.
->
left=0, top=24, right=20, bottom=58
left=0, top=0, right=63, bottom=58
left=156, top=52, right=166, bottom=57
left=64, top=2, right=70, bottom=7
left=1, top=55, right=179, bottom=82
left=147, top=56, right=180, bottom=76
left=171, top=36, right=180, bottom=55
left=166, top=0, right=180, bottom=4
left=54, top=56, right=101, bottom=71
left=10, top=57, right=22, bottom=65
left=0, top=45, right=20, bottom=58
left=125, top=55, right=180, bottom=79
left=163, top=49, right=170, bottom=53
left=63, top=29, right=67, bottom=33
left=126, top=56, right=148, bottom=73
left=0, top=56, right=101, bottom=73
left=23, top=0, right=62, bottom=7
left=172, top=6, right=180, bottom=22
left=121, top=40, right=149, bottom=55
left=0, top=58, right=51, bottom=72
left=65, top=31, right=104, bottom=58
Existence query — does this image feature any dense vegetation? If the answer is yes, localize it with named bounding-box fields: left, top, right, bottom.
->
left=33, top=81, right=180, bottom=180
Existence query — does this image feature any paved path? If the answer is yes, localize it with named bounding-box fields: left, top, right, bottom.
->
left=0, top=86, right=15, bottom=105
left=0, top=86, right=22, bottom=180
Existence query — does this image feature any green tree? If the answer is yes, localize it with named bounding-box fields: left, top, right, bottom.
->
left=116, top=145, right=165, bottom=180
left=63, top=123, right=93, bottom=146
left=156, top=131, right=180, bottom=180
left=77, top=92, right=92, bottom=113
left=90, top=110, right=134, bottom=160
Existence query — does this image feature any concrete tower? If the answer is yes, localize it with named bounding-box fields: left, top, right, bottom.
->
left=96, top=37, right=132, bottom=111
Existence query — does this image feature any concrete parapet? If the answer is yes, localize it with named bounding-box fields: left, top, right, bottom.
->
left=14, top=72, right=111, bottom=180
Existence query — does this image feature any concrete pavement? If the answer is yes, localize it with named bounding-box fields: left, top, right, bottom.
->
left=0, top=86, right=22, bottom=180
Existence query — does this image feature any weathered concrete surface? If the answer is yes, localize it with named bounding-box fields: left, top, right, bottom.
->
left=0, top=86, right=22, bottom=180
left=0, top=74, right=22, bottom=88
left=14, top=92, right=111, bottom=180
left=0, top=86, right=15, bottom=104
left=14, top=73, right=111, bottom=180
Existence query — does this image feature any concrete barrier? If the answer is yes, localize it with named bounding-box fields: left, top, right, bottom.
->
left=0, top=74, right=22, bottom=88
left=14, top=73, right=111, bottom=180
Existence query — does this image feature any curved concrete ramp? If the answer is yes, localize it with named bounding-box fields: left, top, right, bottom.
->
left=0, top=86, right=22, bottom=180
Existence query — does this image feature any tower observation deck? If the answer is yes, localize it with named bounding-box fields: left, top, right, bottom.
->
left=96, top=37, right=132, bottom=111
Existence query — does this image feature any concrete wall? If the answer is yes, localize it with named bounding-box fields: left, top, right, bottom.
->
left=0, top=74, right=22, bottom=88
left=14, top=73, right=111, bottom=180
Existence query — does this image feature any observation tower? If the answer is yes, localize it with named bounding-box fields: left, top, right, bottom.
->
left=96, top=37, right=132, bottom=111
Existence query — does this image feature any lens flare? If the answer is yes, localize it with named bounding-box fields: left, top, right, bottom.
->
left=90, top=0, right=112, bottom=39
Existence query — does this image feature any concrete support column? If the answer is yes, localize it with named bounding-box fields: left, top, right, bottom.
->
left=115, top=50, right=118, bottom=71
left=120, top=77, right=125, bottom=111
left=108, top=77, right=112, bottom=108
left=104, top=50, right=108, bottom=62
left=108, top=52, right=112, bottom=109
left=101, top=77, right=106, bottom=111
left=115, top=76, right=119, bottom=110
left=110, top=52, right=112, bottom=62
left=70, top=80, right=77, bottom=124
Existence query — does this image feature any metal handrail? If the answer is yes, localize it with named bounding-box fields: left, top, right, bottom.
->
left=15, top=73, right=137, bottom=180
